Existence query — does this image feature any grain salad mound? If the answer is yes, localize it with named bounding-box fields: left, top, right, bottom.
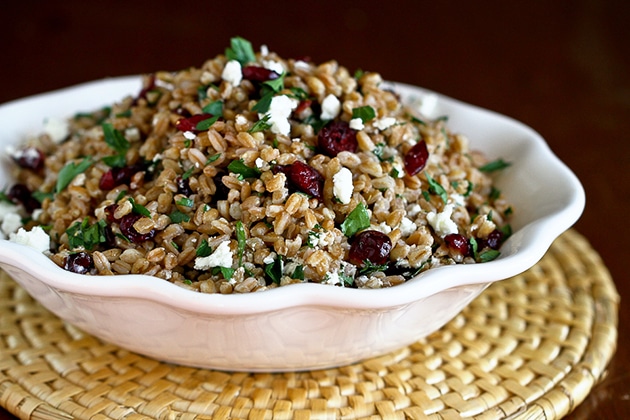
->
left=3, top=37, right=513, bottom=293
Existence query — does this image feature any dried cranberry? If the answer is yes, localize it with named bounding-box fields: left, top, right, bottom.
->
left=64, top=252, right=94, bottom=274
left=285, top=161, right=324, bottom=200
left=99, top=164, right=143, bottom=190
left=485, top=229, right=503, bottom=250
left=103, top=224, right=117, bottom=248
left=134, top=74, right=156, bottom=105
left=7, top=183, right=40, bottom=213
left=317, top=121, right=358, bottom=157
left=12, top=147, right=45, bottom=171
left=176, top=176, right=193, bottom=196
left=175, top=113, right=215, bottom=133
left=242, top=65, right=280, bottom=82
left=404, top=140, right=429, bottom=176
left=348, top=230, right=392, bottom=266
left=444, top=233, right=470, bottom=256
left=104, top=204, right=119, bottom=222
left=119, top=213, right=156, bottom=243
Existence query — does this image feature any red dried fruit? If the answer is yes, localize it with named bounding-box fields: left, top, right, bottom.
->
left=175, top=175, right=193, bottom=196
left=404, top=140, right=429, bottom=176
left=485, top=229, right=503, bottom=250
left=242, top=65, right=279, bottom=82
left=7, top=183, right=40, bottom=213
left=348, top=230, right=392, bottom=266
left=12, top=147, right=45, bottom=171
left=104, top=204, right=119, bottom=223
left=444, top=233, right=470, bottom=256
left=286, top=161, right=324, bottom=200
left=99, top=165, right=143, bottom=191
left=318, top=120, right=358, bottom=157
left=175, top=113, right=215, bottom=133
left=119, top=213, right=156, bottom=243
left=64, top=252, right=94, bottom=274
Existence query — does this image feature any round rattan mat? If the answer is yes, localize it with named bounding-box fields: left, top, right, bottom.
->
left=0, top=229, right=619, bottom=420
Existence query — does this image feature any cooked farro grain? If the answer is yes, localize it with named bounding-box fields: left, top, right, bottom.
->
left=4, top=37, right=513, bottom=293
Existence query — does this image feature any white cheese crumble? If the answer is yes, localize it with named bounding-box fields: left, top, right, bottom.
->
left=262, top=59, right=285, bottom=75
left=264, top=95, right=299, bottom=136
left=260, top=44, right=269, bottom=56
left=426, top=204, right=458, bottom=237
left=373, top=117, right=397, bottom=131
left=43, top=117, right=69, bottom=143
left=221, top=60, right=243, bottom=86
left=399, top=217, right=417, bottom=236
left=332, top=167, right=354, bottom=205
left=349, top=118, right=364, bottom=131
left=449, top=193, right=465, bottom=206
left=0, top=202, right=21, bottom=239
left=417, top=93, right=439, bottom=116
left=391, top=160, right=404, bottom=178
left=407, top=203, right=422, bottom=218
left=324, top=271, right=342, bottom=286
left=235, top=114, right=248, bottom=126
left=183, top=131, right=196, bottom=140
left=263, top=252, right=276, bottom=265
left=1, top=213, right=21, bottom=239
left=9, top=226, right=50, bottom=253
left=255, top=157, right=265, bottom=168
left=194, top=240, right=234, bottom=270
left=320, top=94, right=341, bottom=120
left=124, top=127, right=141, bottom=142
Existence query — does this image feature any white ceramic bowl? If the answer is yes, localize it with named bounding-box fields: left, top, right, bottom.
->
left=0, top=77, right=584, bottom=372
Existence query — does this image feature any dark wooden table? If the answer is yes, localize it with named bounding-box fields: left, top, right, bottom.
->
left=1, top=1, right=628, bottom=418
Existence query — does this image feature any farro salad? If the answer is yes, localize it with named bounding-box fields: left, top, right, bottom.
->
left=1, top=37, right=513, bottom=293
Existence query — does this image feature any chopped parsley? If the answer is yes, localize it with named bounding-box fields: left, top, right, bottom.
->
left=102, top=123, right=130, bottom=168
left=248, top=114, right=272, bottom=133
left=292, top=265, right=305, bottom=280
left=479, top=159, right=511, bottom=173
left=169, top=210, right=190, bottom=223
left=195, top=115, right=220, bottom=131
left=206, top=153, right=221, bottom=165
left=340, top=202, right=371, bottom=237
left=235, top=220, right=246, bottom=265
left=359, top=260, right=389, bottom=276
left=66, top=218, right=107, bottom=251
left=225, top=36, right=256, bottom=66
left=176, top=197, right=194, bottom=207
left=56, top=157, right=93, bottom=193
left=352, top=106, right=376, bottom=123
left=128, top=197, right=151, bottom=217
left=425, top=173, right=448, bottom=204
left=264, top=255, right=284, bottom=284
left=196, top=240, right=212, bottom=257
left=202, top=100, right=224, bottom=116
left=227, top=159, right=261, bottom=179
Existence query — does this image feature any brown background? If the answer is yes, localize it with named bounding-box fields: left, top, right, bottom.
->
left=1, top=0, right=629, bottom=418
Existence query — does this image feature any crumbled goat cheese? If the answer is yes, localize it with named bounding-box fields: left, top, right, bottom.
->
left=235, top=115, right=248, bottom=126
left=255, top=158, right=265, bottom=168
left=399, top=217, right=417, bottom=236
left=0, top=202, right=20, bottom=239
left=183, top=131, right=196, bottom=140
left=264, top=95, right=299, bottom=136
left=391, top=160, right=404, bottom=178
left=324, top=271, right=342, bottom=286
left=262, top=59, right=285, bottom=75
left=332, top=167, right=354, bottom=204
left=349, top=118, right=364, bottom=131
left=124, top=127, right=141, bottom=141
left=43, top=117, right=69, bottom=143
left=449, top=193, right=465, bottom=206
left=194, top=240, right=234, bottom=270
left=9, top=226, right=50, bottom=253
left=263, top=253, right=276, bottom=265
left=427, top=204, right=458, bottom=237
left=0, top=212, right=21, bottom=239
left=373, top=117, right=397, bottom=131
left=407, top=203, right=422, bottom=218
left=10, top=146, right=39, bottom=163
left=260, top=44, right=269, bottom=56
left=417, top=93, right=439, bottom=116
left=320, top=94, right=341, bottom=120
left=371, top=222, right=392, bottom=234
left=221, top=60, right=243, bottom=86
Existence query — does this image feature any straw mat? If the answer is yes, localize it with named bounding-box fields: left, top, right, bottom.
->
left=0, top=229, right=618, bottom=419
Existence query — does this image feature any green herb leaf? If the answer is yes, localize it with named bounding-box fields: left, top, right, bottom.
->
left=102, top=123, right=130, bottom=154
left=235, top=220, right=246, bottom=265
left=206, top=153, right=221, bottom=165
left=352, top=106, right=376, bottom=123
left=288, top=87, right=310, bottom=101
left=56, top=157, right=93, bottom=192
left=359, top=260, right=389, bottom=276
left=264, top=255, right=284, bottom=284
left=263, top=72, right=286, bottom=92
left=102, top=154, right=127, bottom=168
left=169, top=210, right=190, bottom=223
left=66, top=218, right=107, bottom=251
left=32, top=191, right=54, bottom=203
left=340, top=202, right=371, bottom=237
left=227, top=159, right=261, bottom=179
left=479, top=249, right=500, bottom=262
left=248, top=114, right=272, bottom=133
left=195, top=115, right=220, bottom=131
left=252, top=91, right=274, bottom=114
left=202, top=100, right=224, bottom=116
left=225, top=37, right=256, bottom=66
left=425, top=173, right=448, bottom=204
left=196, top=240, right=212, bottom=257
left=353, top=69, right=364, bottom=80
left=219, top=267, right=236, bottom=279
left=479, top=158, right=511, bottom=173
left=182, top=166, right=195, bottom=180
left=176, top=197, right=194, bottom=207
left=128, top=197, right=151, bottom=217
left=292, top=265, right=304, bottom=280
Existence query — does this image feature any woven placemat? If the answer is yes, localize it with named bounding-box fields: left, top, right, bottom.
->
left=0, top=229, right=618, bottom=420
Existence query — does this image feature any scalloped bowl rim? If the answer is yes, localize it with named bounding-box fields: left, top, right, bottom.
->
left=0, top=76, right=585, bottom=315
